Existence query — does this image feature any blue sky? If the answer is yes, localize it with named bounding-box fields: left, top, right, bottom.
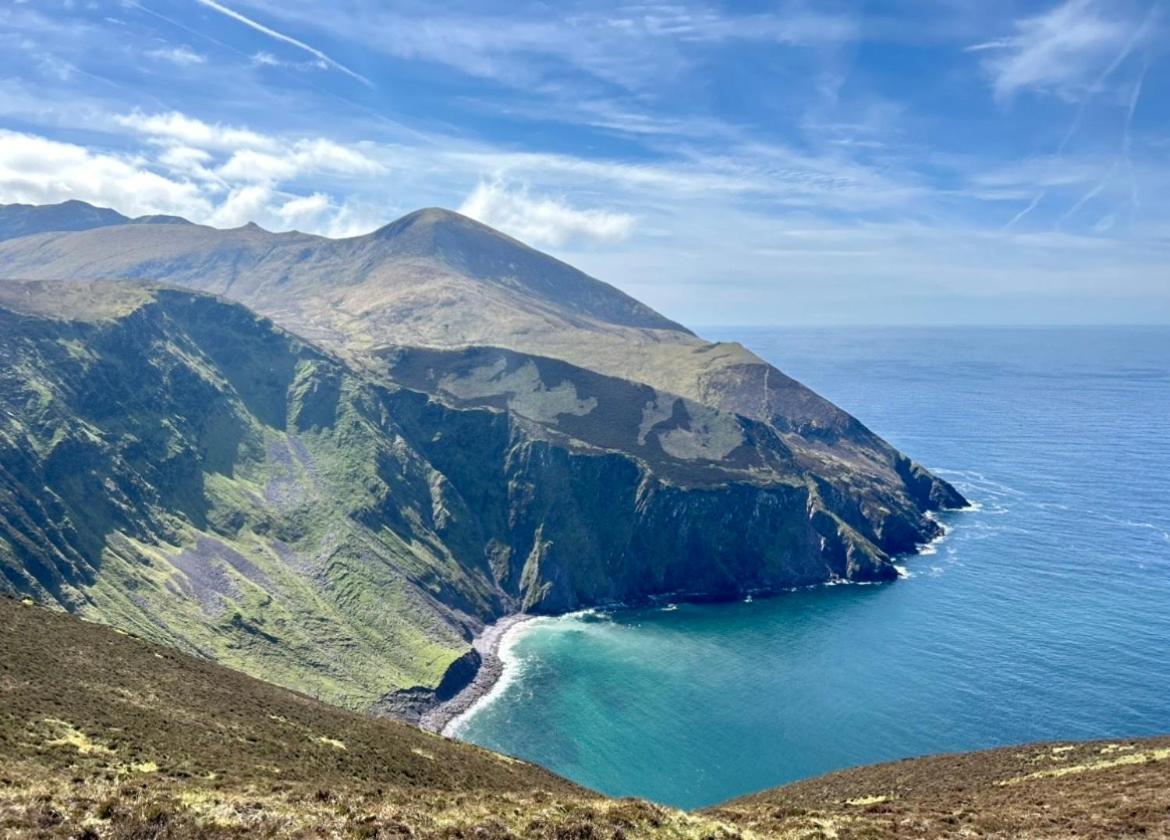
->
left=0, top=0, right=1167, bottom=325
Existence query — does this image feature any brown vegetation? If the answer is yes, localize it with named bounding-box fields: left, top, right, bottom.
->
left=710, top=735, right=1170, bottom=838
left=0, top=596, right=732, bottom=838
left=3, top=595, right=1169, bottom=838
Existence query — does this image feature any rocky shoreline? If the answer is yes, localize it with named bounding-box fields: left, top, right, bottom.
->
left=421, top=613, right=536, bottom=735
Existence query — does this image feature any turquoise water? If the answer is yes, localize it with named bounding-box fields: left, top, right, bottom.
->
left=453, top=327, right=1170, bottom=809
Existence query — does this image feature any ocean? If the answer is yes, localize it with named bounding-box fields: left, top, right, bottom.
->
left=451, top=326, right=1170, bottom=809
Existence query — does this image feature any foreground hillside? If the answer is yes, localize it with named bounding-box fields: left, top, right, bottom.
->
left=710, top=738, right=1170, bottom=839
left=3, top=596, right=1167, bottom=839
left=0, top=595, right=729, bottom=839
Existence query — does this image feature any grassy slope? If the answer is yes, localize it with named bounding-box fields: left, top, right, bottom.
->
left=0, top=281, right=495, bottom=708
left=2, top=596, right=1167, bottom=839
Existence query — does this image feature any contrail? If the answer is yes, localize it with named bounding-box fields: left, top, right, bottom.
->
left=1059, top=17, right=1155, bottom=227
left=1003, top=190, right=1045, bottom=230
left=1006, top=0, right=1160, bottom=230
left=1059, top=161, right=1118, bottom=226
left=193, top=0, right=372, bottom=87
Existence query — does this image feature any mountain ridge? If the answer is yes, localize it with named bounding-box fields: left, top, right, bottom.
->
left=0, top=200, right=962, bottom=509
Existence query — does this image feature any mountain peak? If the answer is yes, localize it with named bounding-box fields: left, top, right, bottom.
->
left=357, top=206, right=690, bottom=334
left=368, top=207, right=490, bottom=242
left=396, top=206, right=468, bottom=225
left=131, top=213, right=192, bottom=226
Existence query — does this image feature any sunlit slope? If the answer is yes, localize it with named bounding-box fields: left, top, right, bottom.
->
left=0, top=280, right=491, bottom=707
left=710, top=737, right=1170, bottom=838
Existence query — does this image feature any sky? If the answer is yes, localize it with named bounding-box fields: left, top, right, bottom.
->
left=0, top=0, right=1167, bottom=326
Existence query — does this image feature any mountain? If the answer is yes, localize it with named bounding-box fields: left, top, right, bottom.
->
left=0, top=200, right=964, bottom=518
left=0, top=200, right=130, bottom=241
left=4, top=595, right=1166, bottom=839
left=0, top=201, right=965, bottom=714
left=0, top=199, right=189, bottom=243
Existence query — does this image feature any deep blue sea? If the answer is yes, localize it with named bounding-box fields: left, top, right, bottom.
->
left=453, top=327, right=1170, bottom=809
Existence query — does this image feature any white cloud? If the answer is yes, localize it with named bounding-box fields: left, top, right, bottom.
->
left=0, top=122, right=385, bottom=238
left=217, top=149, right=298, bottom=182
left=291, top=138, right=383, bottom=175
left=146, top=45, right=206, bottom=65
left=969, top=0, right=1137, bottom=101
left=116, top=110, right=276, bottom=152
left=217, top=139, right=383, bottom=182
left=459, top=181, right=635, bottom=247
left=157, top=145, right=216, bottom=178
left=0, top=129, right=212, bottom=219
left=250, top=50, right=327, bottom=71
left=114, top=111, right=383, bottom=185
left=209, top=184, right=274, bottom=228
left=276, top=192, right=333, bottom=229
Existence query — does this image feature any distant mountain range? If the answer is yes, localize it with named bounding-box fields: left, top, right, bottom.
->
left=0, top=198, right=190, bottom=240
left=0, top=199, right=964, bottom=714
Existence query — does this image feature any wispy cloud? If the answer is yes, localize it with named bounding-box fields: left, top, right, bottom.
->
left=977, top=1, right=1163, bottom=231
left=217, top=138, right=383, bottom=182
left=239, top=0, right=855, bottom=96
left=145, top=45, right=206, bottom=65
left=969, top=0, right=1154, bottom=101
left=192, top=0, right=372, bottom=86
left=250, top=49, right=325, bottom=71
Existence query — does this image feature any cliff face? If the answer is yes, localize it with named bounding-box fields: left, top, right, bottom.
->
left=0, top=200, right=965, bottom=710
left=382, top=354, right=901, bottom=614
left=0, top=283, right=497, bottom=707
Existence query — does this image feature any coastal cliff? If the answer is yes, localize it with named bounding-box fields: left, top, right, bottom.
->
left=0, top=201, right=965, bottom=712
left=0, top=282, right=942, bottom=712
